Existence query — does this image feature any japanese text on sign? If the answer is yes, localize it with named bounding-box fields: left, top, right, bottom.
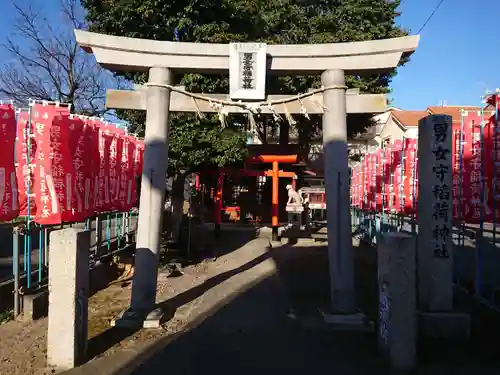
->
left=431, top=120, right=451, bottom=258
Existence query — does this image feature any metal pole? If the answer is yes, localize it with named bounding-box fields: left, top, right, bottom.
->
left=13, top=227, right=20, bottom=316
left=96, top=214, right=103, bottom=256
left=38, top=225, right=43, bottom=285
left=106, top=213, right=111, bottom=253
left=44, top=226, right=49, bottom=267
left=26, top=102, right=33, bottom=289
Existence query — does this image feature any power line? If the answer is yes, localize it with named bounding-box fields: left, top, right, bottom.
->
left=416, top=0, right=446, bottom=34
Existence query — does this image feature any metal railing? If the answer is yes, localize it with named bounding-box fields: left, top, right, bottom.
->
left=0, top=211, right=138, bottom=316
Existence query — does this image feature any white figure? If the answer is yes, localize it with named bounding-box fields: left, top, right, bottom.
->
left=286, top=184, right=303, bottom=205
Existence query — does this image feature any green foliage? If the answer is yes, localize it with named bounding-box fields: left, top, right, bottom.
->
left=82, top=0, right=407, bottom=171
left=168, top=114, right=248, bottom=175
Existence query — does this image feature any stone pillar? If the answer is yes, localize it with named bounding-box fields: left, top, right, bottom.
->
left=417, top=115, right=453, bottom=311
left=378, top=232, right=416, bottom=371
left=321, top=69, right=355, bottom=313
left=47, top=229, right=90, bottom=370
left=131, top=67, right=172, bottom=313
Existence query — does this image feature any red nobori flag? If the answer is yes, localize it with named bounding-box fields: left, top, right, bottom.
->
left=120, top=135, right=138, bottom=211
left=460, top=111, right=483, bottom=223
left=32, top=104, right=74, bottom=225
left=97, top=122, right=114, bottom=212
left=15, top=111, right=37, bottom=217
left=0, top=104, right=19, bottom=221
left=403, top=138, right=417, bottom=214
left=391, top=139, right=403, bottom=212
left=83, top=118, right=100, bottom=215
left=88, top=119, right=103, bottom=213
left=382, top=145, right=392, bottom=212
left=68, top=115, right=94, bottom=221
left=135, top=139, right=144, bottom=177
left=107, top=125, right=126, bottom=211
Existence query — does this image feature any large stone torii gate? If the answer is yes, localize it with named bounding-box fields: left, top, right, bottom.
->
left=75, top=30, right=419, bottom=326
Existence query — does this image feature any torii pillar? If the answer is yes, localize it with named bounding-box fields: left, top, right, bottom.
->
left=75, top=29, right=419, bottom=326
left=321, top=69, right=354, bottom=313
left=130, top=67, right=172, bottom=312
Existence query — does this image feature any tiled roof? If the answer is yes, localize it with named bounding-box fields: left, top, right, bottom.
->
left=391, top=110, right=429, bottom=127
left=427, top=106, right=495, bottom=123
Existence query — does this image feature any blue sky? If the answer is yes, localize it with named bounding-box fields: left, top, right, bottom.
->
left=0, top=0, right=498, bottom=111
left=393, top=0, right=500, bottom=109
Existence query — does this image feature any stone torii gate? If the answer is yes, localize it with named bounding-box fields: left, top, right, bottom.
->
left=75, top=30, right=419, bottom=327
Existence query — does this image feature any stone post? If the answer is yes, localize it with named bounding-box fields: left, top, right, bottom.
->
left=417, top=115, right=453, bottom=311
left=130, top=67, right=172, bottom=314
left=378, top=232, right=416, bottom=371
left=321, top=69, right=356, bottom=313
left=47, top=228, right=90, bottom=370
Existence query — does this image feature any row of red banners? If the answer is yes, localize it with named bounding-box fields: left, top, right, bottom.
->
left=0, top=103, right=144, bottom=224
left=350, top=109, right=500, bottom=224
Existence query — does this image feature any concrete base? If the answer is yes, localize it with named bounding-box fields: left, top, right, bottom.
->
left=280, top=237, right=314, bottom=245
left=270, top=241, right=282, bottom=248
left=418, top=310, right=470, bottom=339
left=111, top=307, right=165, bottom=329
left=320, top=311, right=374, bottom=332
left=22, top=289, right=49, bottom=321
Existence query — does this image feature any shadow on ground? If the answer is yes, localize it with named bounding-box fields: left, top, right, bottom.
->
left=127, top=241, right=385, bottom=375
left=87, top=226, right=258, bottom=359
left=160, top=223, right=258, bottom=268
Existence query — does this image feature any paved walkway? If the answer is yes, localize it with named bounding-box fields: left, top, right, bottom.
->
left=130, top=247, right=383, bottom=375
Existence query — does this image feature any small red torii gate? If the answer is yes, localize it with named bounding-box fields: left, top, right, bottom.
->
left=198, top=154, right=298, bottom=240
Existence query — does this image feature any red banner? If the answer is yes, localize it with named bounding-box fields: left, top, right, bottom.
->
left=67, top=115, right=95, bottom=221
left=0, top=105, right=19, bottom=221
left=486, top=115, right=500, bottom=222
left=97, top=122, right=113, bottom=212
left=403, top=138, right=417, bottom=214
left=120, top=135, right=138, bottom=211
left=33, top=104, right=75, bottom=224
left=108, top=125, right=126, bottom=211
left=135, top=139, right=144, bottom=177
left=382, top=146, right=392, bottom=212
left=88, top=119, right=103, bottom=213
left=391, top=139, right=403, bottom=212
left=459, top=111, right=483, bottom=223
left=16, top=111, right=37, bottom=217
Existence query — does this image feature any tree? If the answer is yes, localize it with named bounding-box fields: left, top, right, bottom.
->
left=81, top=0, right=407, bottom=238
left=81, top=0, right=407, bottom=134
left=0, top=0, right=121, bottom=116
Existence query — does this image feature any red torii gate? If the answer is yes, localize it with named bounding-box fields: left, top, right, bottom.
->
left=198, top=154, right=298, bottom=240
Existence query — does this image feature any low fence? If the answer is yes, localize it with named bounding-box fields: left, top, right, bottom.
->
left=352, top=206, right=500, bottom=310
left=0, top=211, right=138, bottom=316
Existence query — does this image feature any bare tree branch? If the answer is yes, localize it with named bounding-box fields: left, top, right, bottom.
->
left=0, top=0, right=124, bottom=116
